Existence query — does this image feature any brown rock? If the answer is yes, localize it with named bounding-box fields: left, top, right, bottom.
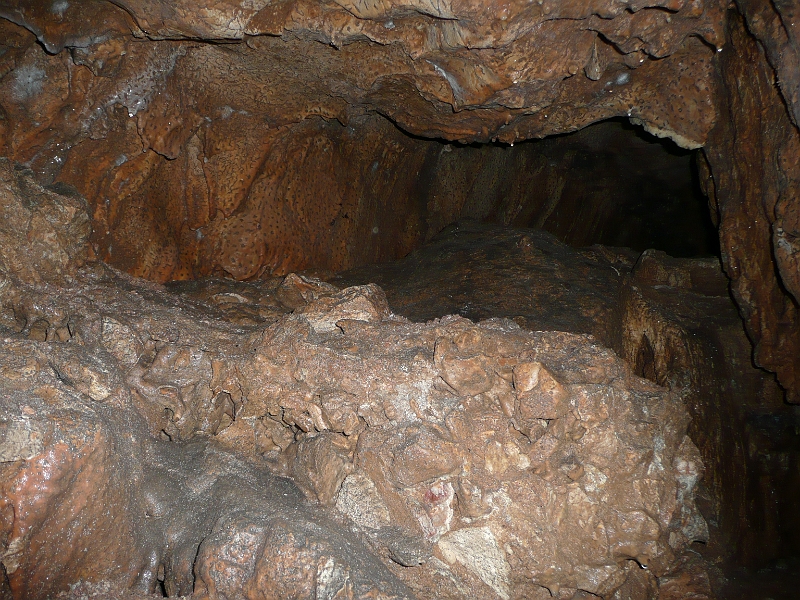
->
left=513, top=362, right=570, bottom=421
left=0, top=0, right=797, bottom=410
left=0, top=252, right=704, bottom=598
left=3, top=1, right=800, bottom=596
left=0, top=159, right=90, bottom=285
left=296, top=284, right=391, bottom=334
left=435, top=338, right=494, bottom=397
left=618, top=246, right=796, bottom=569
left=0, top=335, right=413, bottom=600
left=0, top=1, right=719, bottom=285
left=291, top=431, right=355, bottom=505
left=702, top=10, right=800, bottom=403
left=336, top=220, right=796, bottom=575
left=0, top=341, right=143, bottom=599
left=656, top=554, right=715, bottom=600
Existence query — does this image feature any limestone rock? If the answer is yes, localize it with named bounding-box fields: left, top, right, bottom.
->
left=0, top=3, right=797, bottom=407
left=336, top=220, right=796, bottom=571
left=1, top=0, right=799, bottom=596
left=702, top=12, right=800, bottom=403
left=0, top=336, right=413, bottom=600
left=0, top=3, right=719, bottom=284
left=0, top=256, right=705, bottom=598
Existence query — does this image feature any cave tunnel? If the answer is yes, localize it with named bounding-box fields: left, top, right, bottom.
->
left=68, top=114, right=722, bottom=283
left=1, top=1, right=800, bottom=599
left=379, top=116, right=721, bottom=261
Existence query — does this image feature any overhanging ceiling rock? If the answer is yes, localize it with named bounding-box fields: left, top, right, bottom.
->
left=1, top=0, right=724, bottom=147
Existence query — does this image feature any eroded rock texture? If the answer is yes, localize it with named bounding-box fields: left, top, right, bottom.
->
left=0, top=0, right=798, bottom=400
left=0, top=0, right=723, bottom=145
left=0, top=165, right=709, bottom=599
left=0, top=0, right=723, bottom=282
left=1, top=0, right=800, bottom=594
left=701, top=10, right=800, bottom=403
left=0, top=160, right=90, bottom=286
left=335, top=220, right=800, bottom=570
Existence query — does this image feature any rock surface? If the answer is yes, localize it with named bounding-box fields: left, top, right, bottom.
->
left=1, top=0, right=800, bottom=594
left=0, top=178, right=708, bottom=599
left=0, top=159, right=90, bottom=286
left=0, top=0, right=723, bottom=145
left=0, top=0, right=722, bottom=281
left=701, top=11, right=800, bottom=403
left=0, top=1, right=797, bottom=401
left=335, top=220, right=800, bottom=571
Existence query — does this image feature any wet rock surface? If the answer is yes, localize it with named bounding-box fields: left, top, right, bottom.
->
left=0, top=180, right=709, bottom=599
left=0, top=159, right=90, bottom=286
left=0, top=0, right=723, bottom=145
left=1, top=0, right=800, bottom=595
left=0, top=334, right=412, bottom=600
left=618, top=248, right=800, bottom=570
left=701, top=11, right=800, bottom=404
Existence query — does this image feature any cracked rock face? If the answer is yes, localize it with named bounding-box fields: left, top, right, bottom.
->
left=0, top=160, right=90, bottom=286
left=0, top=0, right=723, bottom=146
left=0, top=0, right=723, bottom=282
left=1, top=0, right=800, bottom=594
left=0, top=172, right=707, bottom=599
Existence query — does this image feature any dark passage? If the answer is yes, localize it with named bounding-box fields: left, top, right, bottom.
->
left=438, top=118, right=719, bottom=259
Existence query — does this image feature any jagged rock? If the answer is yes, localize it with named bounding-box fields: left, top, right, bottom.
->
left=702, top=11, right=800, bottom=403
left=1, top=0, right=800, bottom=595
left=0, top=158, right=90, bottom=285
left=1, top=253, right=706, bottom=598
left=336, top=220, right=796, bottom=570
left=0, top=169, right=708, bottom=597
left=0, top=335, right=413, bottom=600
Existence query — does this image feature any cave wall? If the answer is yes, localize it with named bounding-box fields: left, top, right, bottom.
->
left=0, top=162, right=712, bottom=599
left=334, top=222, right=799, bottom=569
left=0, top=0, right=798, bottom=400
left=0, top=9, right=720, bottom=282
left=0, top=0, right=723, bottom=144
left=702, top=8, right=800, bottom=403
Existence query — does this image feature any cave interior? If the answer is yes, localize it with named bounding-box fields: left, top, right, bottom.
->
left=1, top=0, right=800, bottom=599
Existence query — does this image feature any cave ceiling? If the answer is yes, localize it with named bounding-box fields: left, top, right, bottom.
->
left=1, top=0, right=724, bottom=150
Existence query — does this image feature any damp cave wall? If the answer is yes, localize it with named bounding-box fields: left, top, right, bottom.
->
left=0, top=0, right=799, bottom=434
